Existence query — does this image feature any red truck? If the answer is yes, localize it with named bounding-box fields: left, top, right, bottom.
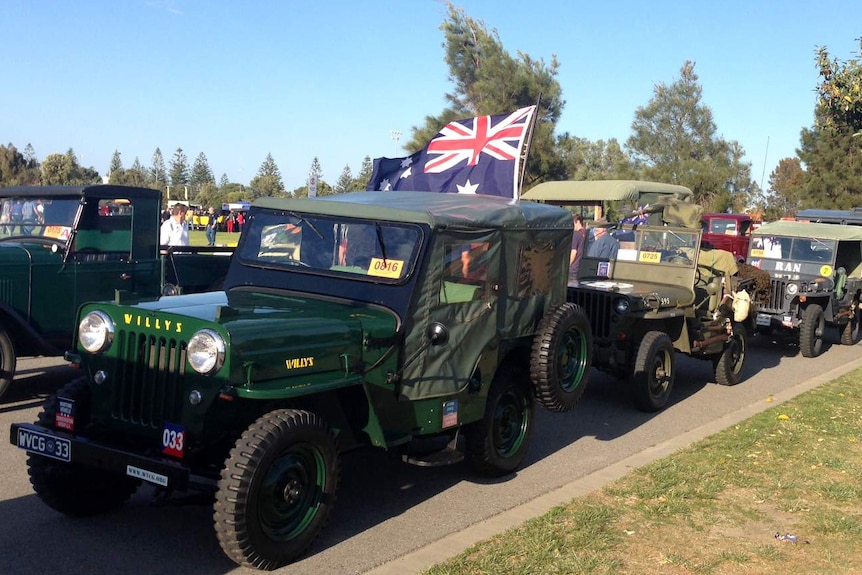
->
left=701, top=213, right=754, bottom=263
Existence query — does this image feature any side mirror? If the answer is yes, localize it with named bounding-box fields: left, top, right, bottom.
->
left=427, top=322, right=449, bottom=346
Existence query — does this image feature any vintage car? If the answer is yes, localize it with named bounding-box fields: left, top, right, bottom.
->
left=0, top=185, right=233, bottom=399
left=523, top=180, right=754, bottom=411
left=701, top=212, right=754, bottom=263
left=747, top=219, right=862, bottom=356
left=11, top=191, right=592, bottom=570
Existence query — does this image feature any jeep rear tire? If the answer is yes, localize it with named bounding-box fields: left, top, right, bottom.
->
left=465, top=363, right=534, bottom=477
left=27, top=378, right=140, bottom=516
left=215, top=409, right=339, bottom=570
left=530, top=303, right=592, bottom=412
left=800, top=304, right=826, bottom=358
left=714, top=322, right=747, bottom=386
left=0, top=326, right=15, bottom=399
left=840, top=302, right=861, bottom=346
left=631, top=332, right=675, bottom=412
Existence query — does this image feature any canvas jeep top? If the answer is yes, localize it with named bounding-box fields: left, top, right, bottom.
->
left=10, top=190, right=593, bottom=570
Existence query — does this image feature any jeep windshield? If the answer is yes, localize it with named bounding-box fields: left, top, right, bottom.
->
left=0, top=197, right=80, bottom=241
left=615, top=227, right=699, bottom=266
left=749, top=236, right=836, bottom=264
left=239, top=211, right=422, bottom=282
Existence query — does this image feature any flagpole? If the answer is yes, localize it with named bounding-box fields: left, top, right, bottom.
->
left=516, top=96, right=541, bottom=201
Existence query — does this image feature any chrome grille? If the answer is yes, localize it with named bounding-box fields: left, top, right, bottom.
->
left=112, top=330, right=187, bottom=427
left=567, top=289, right=613, bottom=340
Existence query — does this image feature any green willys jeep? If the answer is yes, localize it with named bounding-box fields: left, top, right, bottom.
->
left=747, top=219, right=862, bottom=357
left=10, top=191, right=592, bottom=570
left=0, top=185, right=233, bottom=399
left=523, top=180, right=753, bottom=411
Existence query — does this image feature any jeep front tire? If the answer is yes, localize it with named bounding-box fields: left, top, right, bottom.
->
left=800, top=304, right=826, bottom=358
left=840, top=301, right=862, bottom=346
left=631, top=332, right=675, bottom=412
left=713, top=322, right=747, bottom=386
left=530, top=303, right=592, bottom=412
left=28, top=378, right=140, bottom=515
left=214, top=409, right=339, bottom=570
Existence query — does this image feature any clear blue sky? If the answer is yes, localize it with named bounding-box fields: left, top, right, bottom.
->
left=2, top=0, right=859, bottom=194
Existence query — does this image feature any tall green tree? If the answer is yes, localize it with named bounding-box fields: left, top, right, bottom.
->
left=353, top=155, right=373, bottom=190
left=248, top=153, right=286, bottom=199
left=150, top=148, right=167, bottom=190
left=41, top=149, right=100, bottom=185
left=219, top=173, right=230, bottom=189
left=798, top=122, right=862, bottom=209
left=190, top=152, right=215, bottom=195
left=335, top=164, right=353, bottom=193
left=408, top=2, right=566, bottom=190
left=761, top=157, right=806, bottom=219
left=626, top=61, right=753, bottom=212
left=816, top=38, right=862, bottom=135
left=556, top=135, right=635, bottom=181
left=169, top=147, right=190, bottom=189
left=0, top=143, right=40, bottom=185
left=109, top=150, right=123, bottom=176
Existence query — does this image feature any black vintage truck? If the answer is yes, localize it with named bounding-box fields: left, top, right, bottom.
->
left=0, top=184, right=233, bottom=399
left=10, top=191, right=592, bottom=570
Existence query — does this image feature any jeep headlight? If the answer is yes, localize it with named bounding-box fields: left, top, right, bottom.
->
left=786, top=283, right=799, bottom=296
left=613, top=297, right=630, bottom=314
left=78, top=311, right=115, bottom=353
left=187, top=329, right=225, bottom=375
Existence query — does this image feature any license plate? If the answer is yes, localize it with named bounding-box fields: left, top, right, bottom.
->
left=756, top=313, right=772, bottom=327
left=16, top=428, right=71, bottom=462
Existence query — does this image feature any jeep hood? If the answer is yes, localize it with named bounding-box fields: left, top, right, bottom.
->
left=121, top=289, right=399, bottom=384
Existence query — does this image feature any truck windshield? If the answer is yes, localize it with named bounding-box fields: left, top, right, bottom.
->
left=614, top=228, right=699, bottom=266
left=0, top=197, right=80, bottom=241
left=750, top=236, right=836, bottom=263
left=240, top=211, right=422, bottom=282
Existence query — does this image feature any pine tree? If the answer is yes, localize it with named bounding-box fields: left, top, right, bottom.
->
left=354, top=155, right=373, bottom=190
left=798, top=123, right=862, bottom=209
left=248, top=153, right=286, bottom=198
left=109, top=150, right=123, bottom=175
left=626, top=61, right=752, bottom=211
left=169, top=148, right=190, bottom=199
left=219, top=173, right=230, bottom=189
left=335, top=164, right=354, bottom=193
left=150, top=148, right=167, bottom=190
left=409, top=2, right=566, bottom=189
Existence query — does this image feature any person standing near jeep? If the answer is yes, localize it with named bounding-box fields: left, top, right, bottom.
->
left=587, top=218, right=618, bottom=259
left=205, top=207, right=218, bottom=246
left=569, top=213, right=586, bottom=281
left=160, top=203, right=189, bottom=246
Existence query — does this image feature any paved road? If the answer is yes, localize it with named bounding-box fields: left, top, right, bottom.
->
left=1, top=330, right=859, bottom=575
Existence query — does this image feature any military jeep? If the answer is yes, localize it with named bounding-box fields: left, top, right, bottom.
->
left=747, top=219, right=862, bottom=357
left=523, top=180, right=752, bottom=411
left=10, top=191, right=592, bottom=570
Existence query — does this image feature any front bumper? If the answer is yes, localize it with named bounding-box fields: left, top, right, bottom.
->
left=10, top=423, right=192, bottom=490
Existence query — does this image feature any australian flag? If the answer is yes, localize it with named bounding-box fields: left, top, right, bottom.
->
left=366, top=105, right=537, bottom=200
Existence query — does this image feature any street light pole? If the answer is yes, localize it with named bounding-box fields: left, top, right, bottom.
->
left=389, top=130, right=402, bottom=156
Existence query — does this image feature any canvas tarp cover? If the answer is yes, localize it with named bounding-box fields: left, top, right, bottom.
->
left=521, top=180, right=693, bottom=203
left=661, top=199, right=703, bottom=229
left=753, top=220, right=862, bottom=241
left=398, top=224, right=570, bottom=400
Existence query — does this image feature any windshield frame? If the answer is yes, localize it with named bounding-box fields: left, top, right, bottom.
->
left=237, top=210, right=425, bottom=284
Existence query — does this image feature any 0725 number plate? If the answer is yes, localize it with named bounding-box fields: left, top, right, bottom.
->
left=16, top=428, right=71, bottom=462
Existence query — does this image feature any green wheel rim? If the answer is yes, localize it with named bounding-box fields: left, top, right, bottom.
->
left=556, top=327, right=589, bottom=393
left=259, top=443, right=326, bottom=541
left=493, top=389, right=530, bottom=459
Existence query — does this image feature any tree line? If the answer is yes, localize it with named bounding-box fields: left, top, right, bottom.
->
left=1, top=3, right=859, bottom=219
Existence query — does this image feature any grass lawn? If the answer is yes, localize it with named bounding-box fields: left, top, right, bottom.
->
left=188, top=229, right=240, bottom=247
left=426, top=369, right=862, bottom=575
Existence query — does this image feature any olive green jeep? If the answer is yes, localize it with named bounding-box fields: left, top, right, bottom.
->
left=523, top=180, right=754, bottom=411
left=747, top=219, right=862, bottom=357
left=10, top=191, right=592, bottom=570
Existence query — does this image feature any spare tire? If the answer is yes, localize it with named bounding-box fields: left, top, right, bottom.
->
left=530, top=303, right=592, bottom=412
